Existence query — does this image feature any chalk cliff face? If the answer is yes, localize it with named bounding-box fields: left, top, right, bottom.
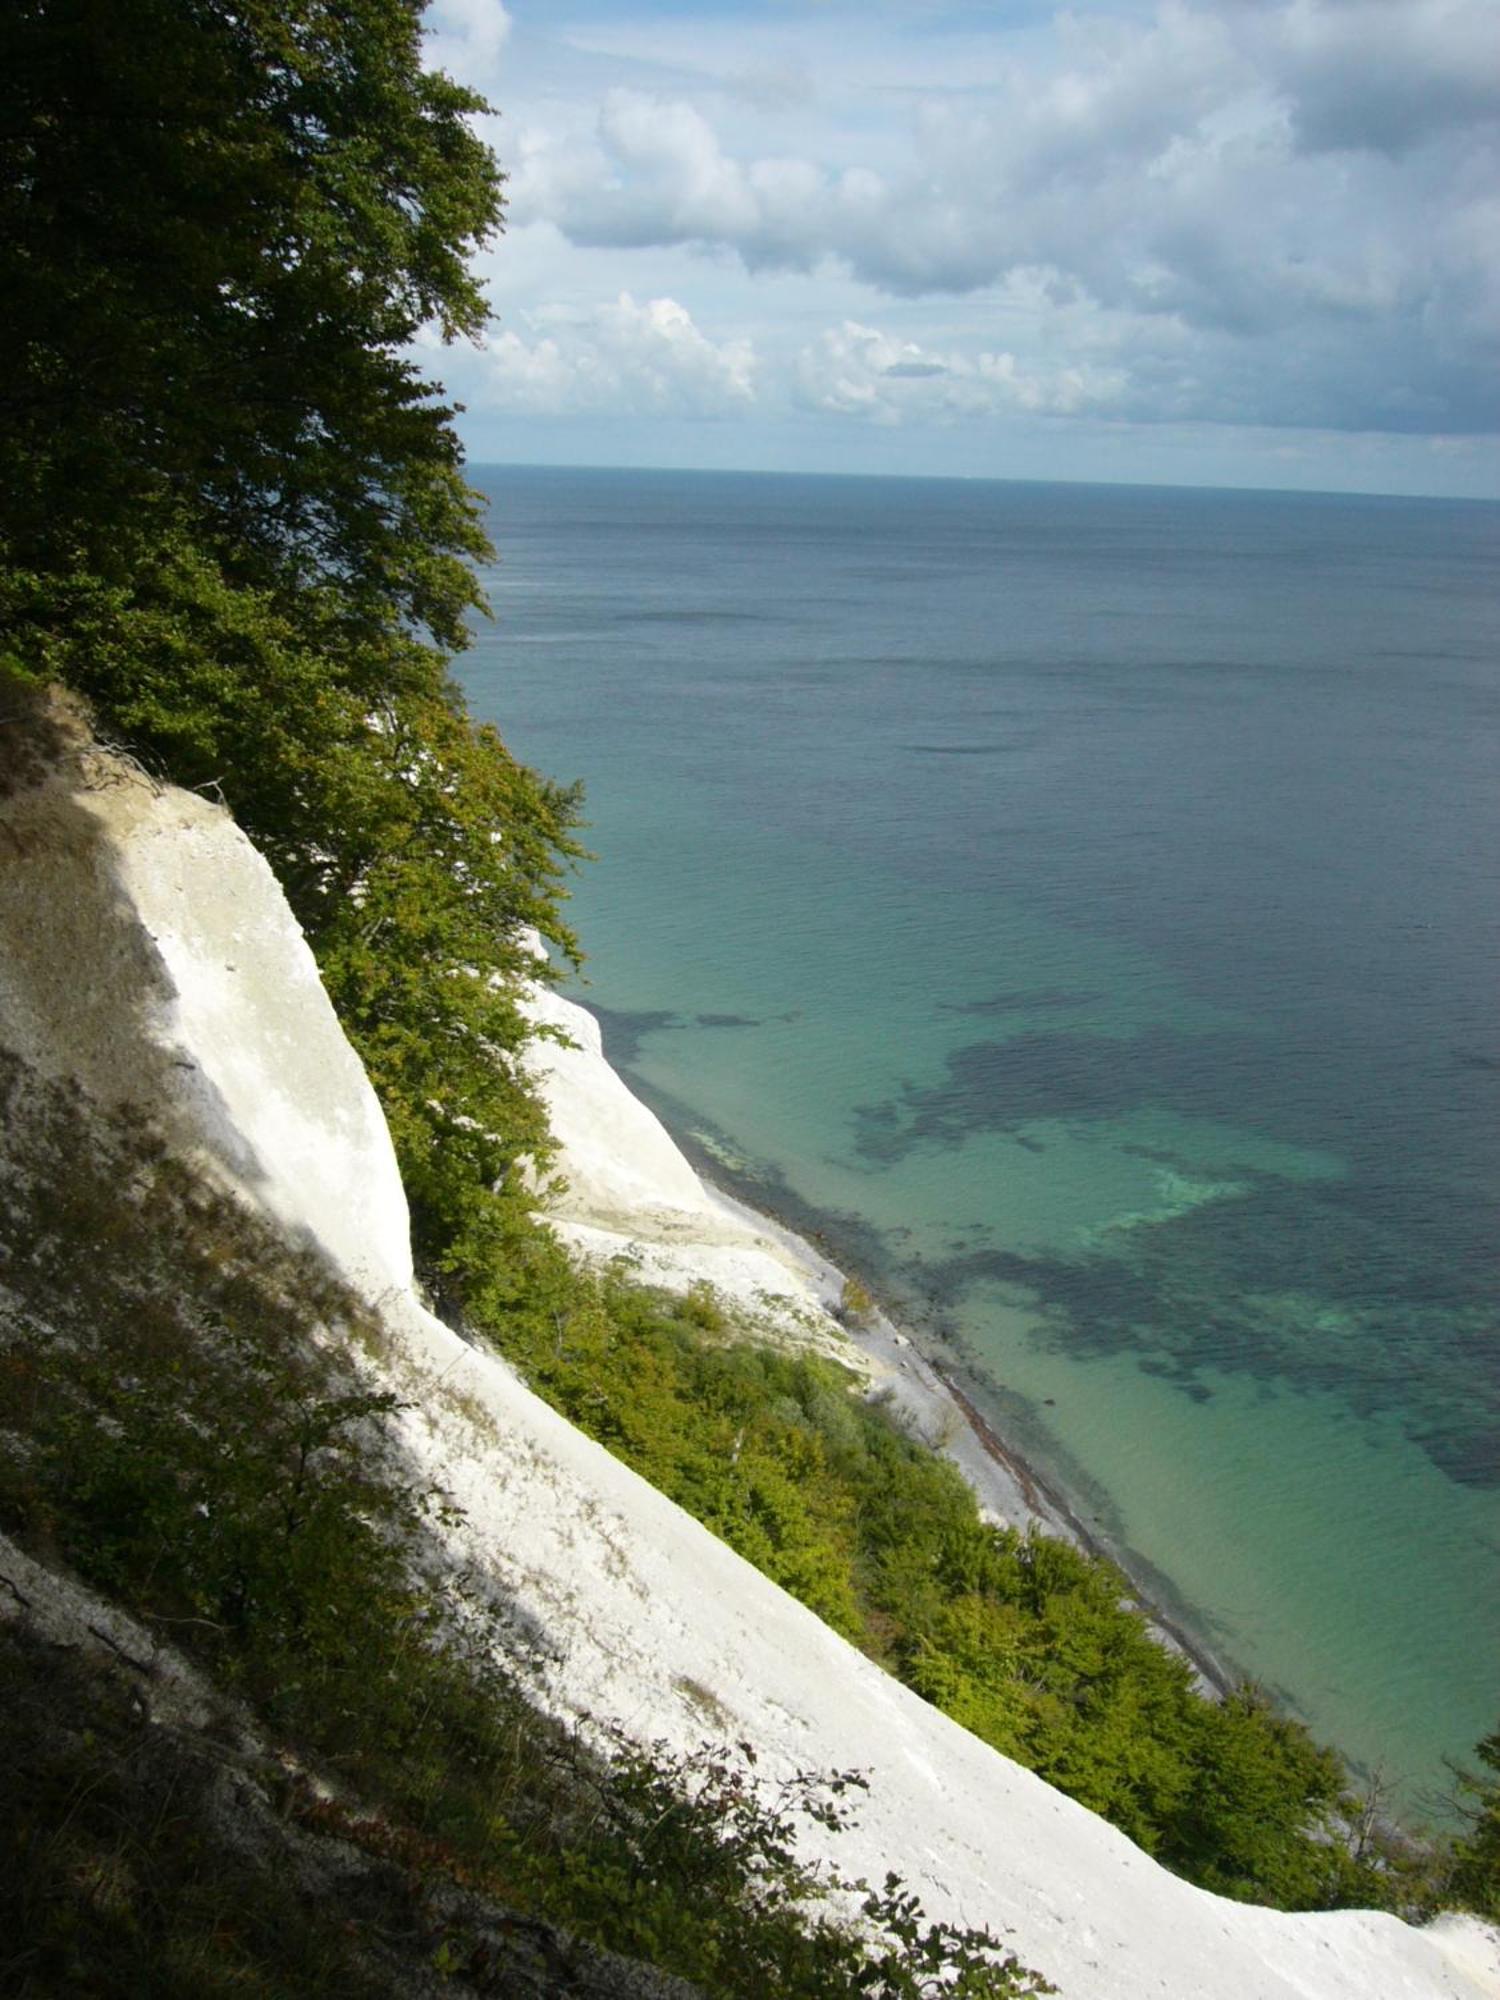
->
left=0, top=727, right=411, bottom=1302
left=2, top=730, right=1496, bottom=2000
left=522, top=978, right=859, bottom=1366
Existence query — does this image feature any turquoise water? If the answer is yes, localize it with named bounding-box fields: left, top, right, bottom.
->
left=459, top=465, right=1500, bottom=1813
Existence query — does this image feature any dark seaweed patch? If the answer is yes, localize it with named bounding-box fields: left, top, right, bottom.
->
left=590, top=1006, right=682, bottom=1068
left=939, top=987, right=1104, bottom=1018
left=853, top=1025, right=1265, bottom=1161
left=914, top=1172, right=1500, bottom=1490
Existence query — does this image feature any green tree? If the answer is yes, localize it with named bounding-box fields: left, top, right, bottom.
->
left=1160, top=1685, right=1351, bottom=1908
left=1, top=0, right=585, bottom=1270
left=1449, top=1726, right=1500, bottom=1919
left=1, top=0, right=499, bottom=646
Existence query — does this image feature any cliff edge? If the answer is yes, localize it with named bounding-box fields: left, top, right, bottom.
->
left=2, top=718, right=1495, bottom=2000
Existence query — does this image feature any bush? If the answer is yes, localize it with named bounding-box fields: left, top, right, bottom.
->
left=1448, top=1729, right=1500, bottom=1920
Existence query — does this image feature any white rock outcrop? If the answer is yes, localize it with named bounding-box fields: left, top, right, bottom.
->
left=3, top=739, right=1496, bottom=2000
left=523, top=979, right=857, bottom=1363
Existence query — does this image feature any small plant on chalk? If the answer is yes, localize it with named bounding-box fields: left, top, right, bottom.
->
left=840, top=1276, right=876, bottom=1326
left=560, top=1724, right=1054, bottom=1998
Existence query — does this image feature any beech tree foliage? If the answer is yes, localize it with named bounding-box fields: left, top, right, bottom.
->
left=1449, top=1728, right=1500, bottom=1920
left=1, top=0, right=583, bottom=1267
left=2, top=0, right=497, bottom=642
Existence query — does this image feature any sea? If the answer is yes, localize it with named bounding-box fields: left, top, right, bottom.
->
left=457, top=463, right=1500, bottom=1816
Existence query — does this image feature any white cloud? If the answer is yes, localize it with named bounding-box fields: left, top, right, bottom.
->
left=489, top=0, right=1500, bottom=434
left=425, top=0, right=513, bottom=86
left=507, top=87, right=882, bottom=275
left=793, top=322, right=1127, bottom=424
left=475, top=293, right=756, bottom=416
left=406, top=0, right=1500, bottom=485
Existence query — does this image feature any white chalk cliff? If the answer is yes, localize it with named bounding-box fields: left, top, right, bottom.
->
left=3, top=737, right=1496, bottom=2000
left=522, top=978, right=860, bottom=1365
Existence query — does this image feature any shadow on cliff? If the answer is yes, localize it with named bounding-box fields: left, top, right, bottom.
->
left=0, top=1039, right=559, bottom=1695
left=0, top=670, right=341, bottom=1269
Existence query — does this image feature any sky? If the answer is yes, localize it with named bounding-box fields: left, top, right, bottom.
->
left=420, top=0, right=1500, bottom=496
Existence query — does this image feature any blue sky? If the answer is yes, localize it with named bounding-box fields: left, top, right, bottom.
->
left=421, top=0, right=1500, bottom=495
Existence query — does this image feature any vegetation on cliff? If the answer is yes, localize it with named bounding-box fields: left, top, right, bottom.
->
left=3, top=0, right=1491, bottom=1954
left=480, top=1261, right=1420, bottom=1913
left=1450, top=1734, right=1500, bottom=1923
left=0, top=1053, right=1048, bottom=1998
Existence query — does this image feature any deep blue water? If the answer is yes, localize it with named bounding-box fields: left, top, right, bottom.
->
left=458, top=464, right=1500, bottom=1810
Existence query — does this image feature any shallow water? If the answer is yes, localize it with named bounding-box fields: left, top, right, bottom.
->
left=459, top=465, right=1500, bottom=1812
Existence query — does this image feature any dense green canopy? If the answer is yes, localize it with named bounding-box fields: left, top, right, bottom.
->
left=1, top=0, right=498, bottom=646
left=1, top=0, right=583, bottom=1270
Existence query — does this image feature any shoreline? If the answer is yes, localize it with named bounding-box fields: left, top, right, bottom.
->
left=526, top=986, right=1240, bottom=1705
left=692, top=1154, right=1238, bottom=1702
